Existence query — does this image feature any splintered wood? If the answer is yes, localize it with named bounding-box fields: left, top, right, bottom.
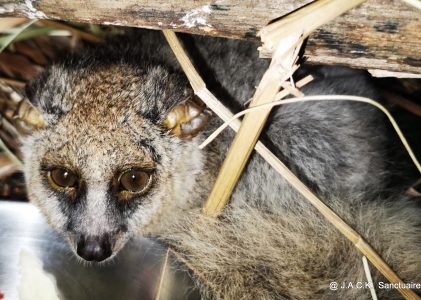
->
left=257, top=0, right=367, bottom=57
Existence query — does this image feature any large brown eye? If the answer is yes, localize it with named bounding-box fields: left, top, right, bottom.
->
left=119, top=169, right=153, bottom=194
left=48, top=168, right=78, bottom=189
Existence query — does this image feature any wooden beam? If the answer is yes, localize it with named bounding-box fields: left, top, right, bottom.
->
left=0, top=0, right=420, bottom=75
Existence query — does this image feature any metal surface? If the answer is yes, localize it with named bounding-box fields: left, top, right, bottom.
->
left=0, top=201, right=199, bottom=300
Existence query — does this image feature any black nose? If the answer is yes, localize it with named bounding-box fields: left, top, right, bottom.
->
left=76, top=235, right=112, bottom=262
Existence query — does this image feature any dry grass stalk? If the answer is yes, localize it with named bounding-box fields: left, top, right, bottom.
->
left=200, top=95, right=421, bottom=175
left=37, top=20, right=102, bottom=44
left=0, top=18, right=27, bottom=33
left=383, top=90, right=421, bottom=117
left=0, top=152, right=18, bottom=178
left=280, top=80, right=304, bottom=97
left=154, top=248, right=170, bottom=300
left=162, top=29, right=420, bottom=300
left=0, top=19, right=37, bottom=53
left=0, top=114, right=20, bottom=140
left=0, top=77, right=26, bottom=89
left=407, top=179, right=421, bottom=197
left=198, top=75, right=314, bottom=150
left=0, top=116, right=22, bottom=159
left=258, top=0, right=367, bottom=58
left=362, top=256, right=378, bottom=300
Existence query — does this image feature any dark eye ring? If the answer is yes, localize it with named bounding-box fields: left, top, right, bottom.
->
left=48, top=168, right=78, bottom=190
left=118, top=169, right=153, bottom=194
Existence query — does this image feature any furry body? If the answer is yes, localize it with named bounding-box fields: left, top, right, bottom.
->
left=23, top=30, right=420, bottom=299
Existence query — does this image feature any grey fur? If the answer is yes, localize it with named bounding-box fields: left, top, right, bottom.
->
left=22, top=29, right=420, bottom=299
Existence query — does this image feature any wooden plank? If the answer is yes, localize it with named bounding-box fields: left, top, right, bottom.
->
left=0, top=0, right=420, bottom=74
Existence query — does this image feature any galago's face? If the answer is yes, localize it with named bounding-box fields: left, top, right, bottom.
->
left=22, top=62, right=209, bottom=262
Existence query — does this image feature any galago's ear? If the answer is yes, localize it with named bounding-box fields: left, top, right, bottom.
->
left=0, top=82, right=46, bottom=136
left=163, top=96, right=211, bottom=139
left=136, top=66, right=211, bottom=138
left=15, top=97, right=46, bottom=134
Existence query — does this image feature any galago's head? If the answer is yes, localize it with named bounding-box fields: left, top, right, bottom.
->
left=22, top=51, right=210, bottom=262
